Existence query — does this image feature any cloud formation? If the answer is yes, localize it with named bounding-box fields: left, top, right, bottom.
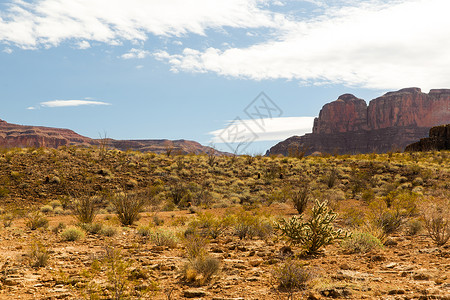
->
left=2, top=0, right=449, bottom=90
left=0, top=0, right=281, bottom=49
left=155, top=0, right=450, bottom=90
left=210, top=116, right=315, bottom=144
left=121, top=48, right=150, bottom=59
left=28, top=100, right=111, bottom=109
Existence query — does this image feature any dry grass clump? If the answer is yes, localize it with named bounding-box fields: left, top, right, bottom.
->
left=26, top=212, right=49, bottom=230
left=341, top=231, right=383, bottom=254
left=29, top=241, right=49, bottom=268
left=423, top=202, right=450, bottom=246
left=61, top=226, right=85, bottom=241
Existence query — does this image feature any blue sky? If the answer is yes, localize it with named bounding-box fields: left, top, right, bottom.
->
left=1, top=0, right=449, bottom=154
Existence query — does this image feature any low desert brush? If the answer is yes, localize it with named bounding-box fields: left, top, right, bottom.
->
left=341, top=232, right=383, bottom=254
left=61, top=226, right=85, bottom=241
left=271, top=258, right=311, bottom=300
left=29, top=241, right=49, bottom=268
left=423, top=204, right=450, bottom=246
left=26, top=212, right=49, bottom=230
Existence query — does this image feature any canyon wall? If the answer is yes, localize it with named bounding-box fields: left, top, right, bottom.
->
left=268, top=88, right=450, bottom=155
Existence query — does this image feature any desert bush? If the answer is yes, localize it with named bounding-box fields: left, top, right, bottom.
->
left=376, top=210, right=403, bottom=235
left=53, top=206, right=64, bottom=215
left=405, top=218, right=423, bottom=235
left=52, top=222, right=66, bottom=234
left=271, top=258, right=311, bottom=300
left=61, top=226, right=85, bottom=241
left=29, top=241, right=49, bottom=268
left=104, top=247, right=133, bottom=300
left=100, top=225, right=117, bottom=237
left=341, top=232, right=383, bottom=254
left=137, top=224, right=153, bottom=237
left=183, top=256, right=220, bottom=285
left=26, top=212, right=49, bottom=230
left=233, top=210, right=273, bottom=240
left=184, top=233, right=208, bottom=259
left=73, top=196, right=99, bottom=224
left=150, top=229, right=178, bottom=248
left=291, top=185, right=309, bottom=215
left=40, top=205, right=53, bottom=214
left=276, top=200, right=349, bottom=255
left=49, top=200, right=62, bottom=209
left=111, top=192, right=148, bottom=226
left=326, top=168, right=338, bottom=188
left=2, top=213, right=14, bottom=227
left=79, top=222, right=103, bottom=234
left=187, top=212, right=232, bottom=239
left=423, top=204, right=450, bottom=246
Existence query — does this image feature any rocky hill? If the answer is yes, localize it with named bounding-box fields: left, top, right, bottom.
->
left=405, top=124, right=450, bottom=151
left=268, top=88, right=450, bottom=155
left=0, top=119, right=222, bottom=155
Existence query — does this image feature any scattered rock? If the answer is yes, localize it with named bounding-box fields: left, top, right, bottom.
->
left=183, top=288, right=208, bottom=298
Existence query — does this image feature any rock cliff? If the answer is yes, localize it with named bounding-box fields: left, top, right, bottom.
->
left=405, top=124, right=450, bottom=151
left=268, top=88, right=450, bottom=155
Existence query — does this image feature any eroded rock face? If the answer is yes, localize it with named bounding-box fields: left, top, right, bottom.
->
left=269, top=88, right=450, bottom=155
left=405, top=124, right=450, bottom=151
left=313, top=94, right=368, bottom=134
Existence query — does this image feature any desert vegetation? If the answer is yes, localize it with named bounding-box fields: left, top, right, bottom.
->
left=0, top=146, right=448, bottom=299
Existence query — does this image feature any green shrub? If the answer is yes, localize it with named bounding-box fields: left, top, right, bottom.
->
left=341, top=232, right=383, bottom=254
left=26, top=212, right=49, bottom=230
left=276, top=200, right=349, bottom=255
left=53, top=206, right=64, bottom=215
left=49, top=200, right=62, bottom=209
left=61, top=226, right=85, bottom=241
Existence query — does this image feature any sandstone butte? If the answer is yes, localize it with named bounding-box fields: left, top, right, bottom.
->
left=0, top=119, right=223, bottom=155
left=268, top=88, right=450, bottom=155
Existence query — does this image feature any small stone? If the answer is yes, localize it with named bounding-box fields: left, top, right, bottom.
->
left=385, top=262, right=397, bottom=269
left=413, top=272, right=432, bottom=280
left=184, top=288, right=208, bottom=298
left=388, top=289, right=405, bottom=295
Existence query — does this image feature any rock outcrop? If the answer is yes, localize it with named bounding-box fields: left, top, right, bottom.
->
left=268, top=88, right=450, bottom=155
left=405, top=124, right=450, bottom=151
left=0, top=119, right=224, bottom=155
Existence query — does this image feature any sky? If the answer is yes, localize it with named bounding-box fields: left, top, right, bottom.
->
left=1, top=0, right=449, bottom=154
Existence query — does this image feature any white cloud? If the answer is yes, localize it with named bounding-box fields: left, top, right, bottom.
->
left=77, top=40, right=91, bottom=49
left=26, top=106, right=36, bottom=110
left=40, top=100, right=111, bottom=108
left=156, top=0, right=450, bottom=90
left=210, top=116, right=315, bottom=143
left=135, top=65, right=144, bottom=69
left=2, top=47, right=12, bottom=54
left=121, top=48, right=150, bottom=59
left=0, top=0, right=282, bottom=49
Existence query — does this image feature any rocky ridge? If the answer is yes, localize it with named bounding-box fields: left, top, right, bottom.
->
left=269, top=88, right=450, bottom=155
left=0, top=119, right=222, bottom=155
